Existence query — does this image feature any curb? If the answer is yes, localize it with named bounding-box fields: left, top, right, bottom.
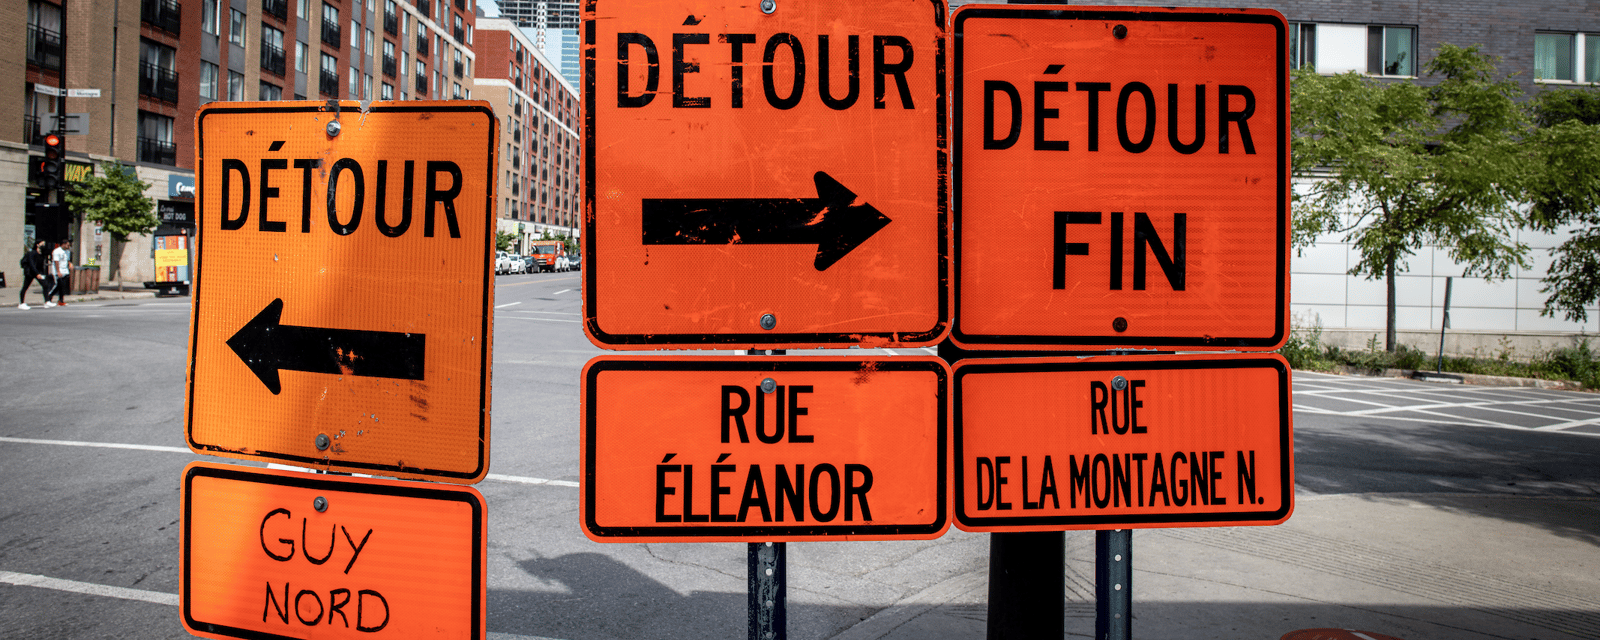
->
left=1328, top=364, right=1586, bottom=391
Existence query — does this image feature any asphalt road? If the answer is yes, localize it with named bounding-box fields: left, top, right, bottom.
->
left=2, top=276, right=1598, bottom=639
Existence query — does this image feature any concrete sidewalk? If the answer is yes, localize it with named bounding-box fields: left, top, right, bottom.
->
left=834, top=492, right=1600, bottom=640
left=5, top=280, right=162, bottom=308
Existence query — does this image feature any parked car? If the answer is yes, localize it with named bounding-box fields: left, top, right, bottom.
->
left=521, top=255, right=536, bottom=273
left=495, top=251, right=517, bottom=275
left=568, top=254, right=582, bottom=271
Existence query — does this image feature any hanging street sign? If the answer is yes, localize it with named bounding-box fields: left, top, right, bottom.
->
left=180, top=462, right=486, bottom=640
left=953, top=354, right=1293, bottom=532
left=187, top=102, right=496, bottom=483
left=951, top=6, right=1289, bottom=350
left=581, top=356, right=949, bottom=542
left=583, top=0, right=949, bottom=349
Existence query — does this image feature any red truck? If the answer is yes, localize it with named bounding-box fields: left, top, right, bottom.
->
left=528, top=240, right=570, bottom=272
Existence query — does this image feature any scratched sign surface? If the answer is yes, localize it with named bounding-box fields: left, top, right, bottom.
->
left=584, top=0, right=948, bottom=349
left=188, top=102, right=495, bottom=483
left=952, top=6, right=1289, bottom=350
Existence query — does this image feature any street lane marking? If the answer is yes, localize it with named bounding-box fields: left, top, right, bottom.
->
left=0, top=437, right=583, bottom=486
left=1, top=571, right=178, bottom=606
left=502, top=316, right=581, bottom=323
left=553, top=289, right=572, bottom=295
left=510, top=310, right=581, bottom=316
left=0, top=436, right=188, bottom=453
left=496, top=301, right=524, bottom=309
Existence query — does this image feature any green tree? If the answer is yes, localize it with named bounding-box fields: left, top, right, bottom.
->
left=496, top=230, right=516, bottom=252
left=65, top=161, right=157, bottom=288
left=1527, top=87, right=1600, bottom=322
left=1291, top=45, right=1532, bottom=351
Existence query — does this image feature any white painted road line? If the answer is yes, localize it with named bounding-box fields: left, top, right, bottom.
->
left=552, top=289, right=572, bottom=295
left=0, top=436, right=189, bottom=453
left=496, top=301, right=524, bottom=309
left=502, top=315, right=581, bottom=323
left=1, top=571, right=178, bottom=606
left=0, top=437, right=582, bottom=487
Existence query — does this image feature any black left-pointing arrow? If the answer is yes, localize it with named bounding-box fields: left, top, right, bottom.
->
left=226, top=298, right=426, bottom=395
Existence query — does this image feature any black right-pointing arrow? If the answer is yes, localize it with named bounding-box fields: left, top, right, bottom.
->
left=226, top=298, right=426, bottom=394
left=641, top=171, right=892, bottom=271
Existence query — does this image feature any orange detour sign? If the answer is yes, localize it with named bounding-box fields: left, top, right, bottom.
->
left=951, top=6, right=1289, bottom=350
left=954, top=355, right=1293, bottom=532
left=583, top=0, right=948, bottom=349
left=180, top=462, right=486, bottom=640
left=188, top=102, right=495, bottom=483
left=581, top=356, right=948, bottom=541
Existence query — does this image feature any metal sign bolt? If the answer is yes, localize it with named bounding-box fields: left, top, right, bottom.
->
left=313, top=496, right=328, bottom=512
left=326, top=120, right=341, bottom=137
left=760, top=313, right=777, bottom=330
left=1112, top=376, right=1128, bottom=391
left=760, top=378, right=777, bottom=394
left=1113, top=24, right=1128, bottom=39
left=760, top=0, right=775, bottom=14
left=315, top=433, right=331, bottom=450
left=1112, top=317, right=1128, bottom=332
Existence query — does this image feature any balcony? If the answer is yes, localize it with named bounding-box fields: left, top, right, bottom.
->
left=322, top=22, right=341, bottom=48
left=138, top=136, right=177, bottom=165
left=28, top=25, right=63, bottom=71
left=320, top=70, right=340, bottom=97
left=454, top=0, right=464, bottom=10
left=384, top=12, right=398, bottom=35
left=453, top=60, right=463, bottom=77
left=415, top=74, right=427, bottom=95
left=260, top=44, right=286, bottom=76
left=141, top=0, right=181, bottom=35
left=512, top=128, right=520, bottom=144
left=416, top=32, right=428, bottom=57
left=382, top=55, right=396, bottom=78
left=513, top=102, right=521, bottom=116
left=454, top=25, right=463, bottom=42
left=416, top=0, right=429, bottom=20
left=262, top=0, right=287, bottom=21
left=139, top=63, right=180, bottom=103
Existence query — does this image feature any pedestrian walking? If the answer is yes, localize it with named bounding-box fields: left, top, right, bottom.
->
left=17, top=240, right=48, bottom=309
left=46, top=239, right=71, bottom=307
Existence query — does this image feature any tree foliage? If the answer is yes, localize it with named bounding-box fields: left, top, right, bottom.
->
left=1291, top=45, right=1534, bottom=350
left=496, top=230, right=516, bottom=251
left=66, top=161, right=158, bottom=243
left=1527, top=88, right=1600, bottom=322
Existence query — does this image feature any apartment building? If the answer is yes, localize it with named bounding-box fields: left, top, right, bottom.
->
left=474, top=17, right=579, bottom=254
left=2, top=0, right=477, bottom=287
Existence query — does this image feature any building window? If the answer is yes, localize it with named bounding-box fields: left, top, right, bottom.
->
left=1535, top=32, right=1598, bottom=83
left=322, top=3, right=341, bottom=48
left=351, top=20, right=361, bottom=51
left=28, top=1, right=64, bottom=72
left=1367, top=25, right=1415, bottom=76
left=366, top=28, right=374, bottom=55
left=382, top=82, right=393, bottom=99
left=139, top=39, right=180, bottom=103
left=1289, top=22, right=1316, bottom=70
left=321, top=53, right=339, bottom=96
left=259, top=81, right=283, bottom=100
left=229, top=70, right=245, bottom=100
left=364, top=73, right=373, bottom=100
left=230, top=8, right=246, bottom=46
left=202, top=0, right=219, bottom=35
left=350, top=66, right=360, bottom=97
left=261, top=25, right=286, bottom=75
left=297, top=41, right=308, bottom=73
left=138, top=111, right=176, bottom=165
left=299, top=0, right=309, bottom=19
left=200, top=61, right=219, bottom=100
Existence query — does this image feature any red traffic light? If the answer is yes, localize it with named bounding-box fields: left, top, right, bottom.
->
left=43, top=133, right=61, bottom=148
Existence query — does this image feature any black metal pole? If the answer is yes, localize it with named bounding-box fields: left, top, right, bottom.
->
left=1437, top=276, right=1452, bottom=373
left=986, top=530, right=1065, bottom=639
left=748, top=541, right=787, bottom=640
left=1095, top=529, right=1132, bottom=640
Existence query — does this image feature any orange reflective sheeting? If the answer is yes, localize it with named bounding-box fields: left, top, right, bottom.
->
left=582, top=356, right=949, bottom=541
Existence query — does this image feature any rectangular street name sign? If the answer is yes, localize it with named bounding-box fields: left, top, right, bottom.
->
left=951, top=6, right=1289, bottom=350
left=188, top=102, right=496, bottom=483
left=583, top=0, right=949, bottom=349
left=954, top=355, right=1293, bottom=532
left=582, top=356, right=949, bottom=542
left=180, top=462, right=486, bottom=640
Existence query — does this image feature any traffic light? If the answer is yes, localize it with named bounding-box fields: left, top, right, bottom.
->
left=39, top=132, right=64, bottom=191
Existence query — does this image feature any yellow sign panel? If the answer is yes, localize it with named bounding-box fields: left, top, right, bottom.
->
left=180, top=462, right=486, bottom=640
left=188, top=102, right=496, bottom=483
left=155, top=248, right=188, bottom=268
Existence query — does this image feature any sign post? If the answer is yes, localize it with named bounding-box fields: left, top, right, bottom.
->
left=583, top=0, right=949, bottom=350
left=187, top=101, right=497, bottom=483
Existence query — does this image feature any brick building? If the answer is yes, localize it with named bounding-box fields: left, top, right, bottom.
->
left=3, top=0, right=477, bottom=290
left=473, top=16, right=579, bottom=254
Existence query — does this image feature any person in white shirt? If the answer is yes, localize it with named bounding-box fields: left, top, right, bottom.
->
left=46, top=240, right=70, bottom=307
